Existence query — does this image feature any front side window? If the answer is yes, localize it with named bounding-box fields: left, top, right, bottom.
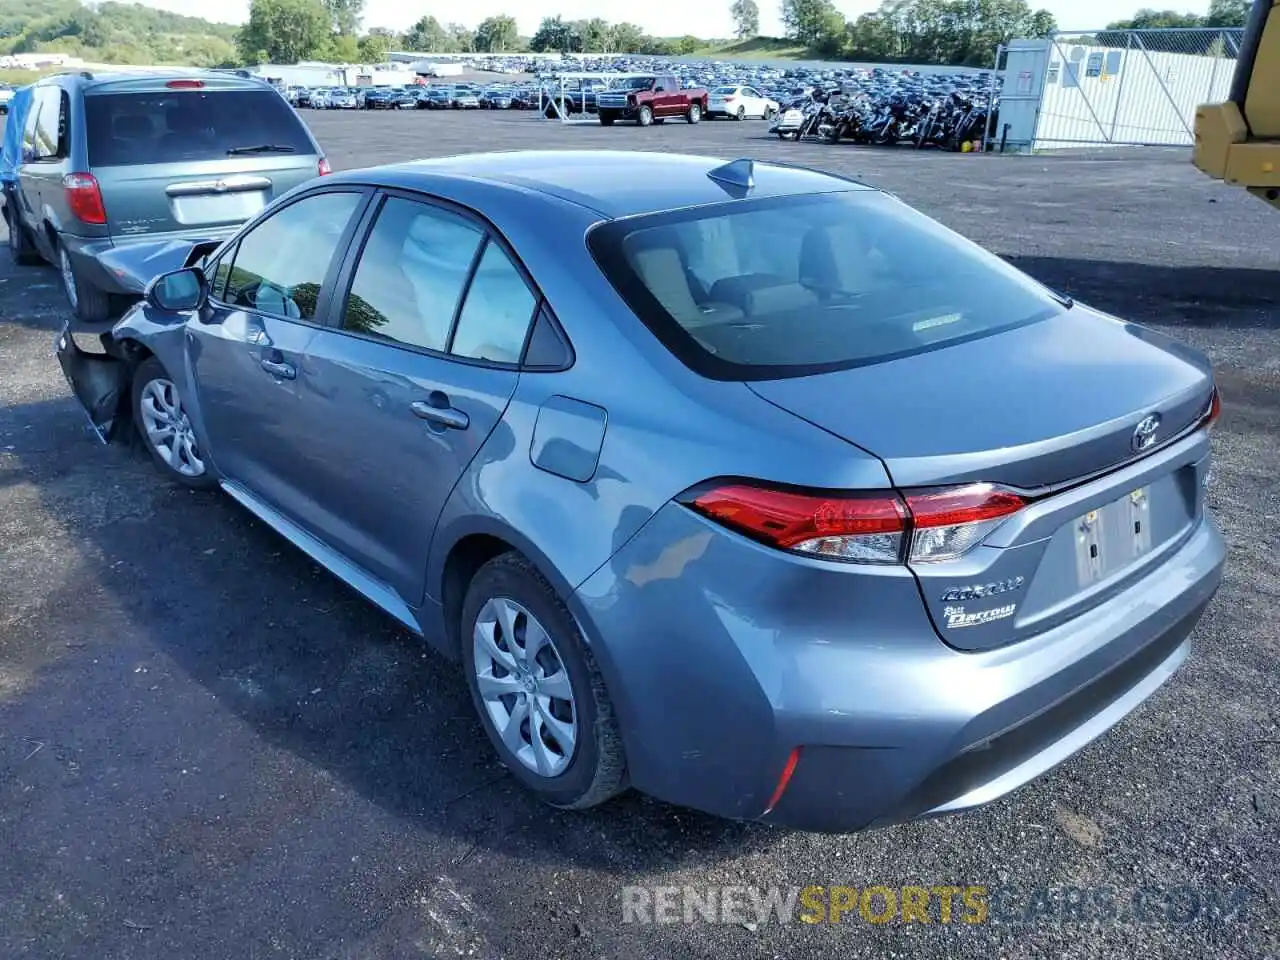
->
left=588, top=190, right=1066, bottom=380
left=220, top=191, right=362, bottom=319
left=341, top=197, right=483, bottom=351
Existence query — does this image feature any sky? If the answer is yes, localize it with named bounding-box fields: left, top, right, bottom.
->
left=141, top=0, right=1212, bottom=43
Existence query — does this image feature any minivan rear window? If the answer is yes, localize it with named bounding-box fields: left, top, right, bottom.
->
left=587, top=190, right=1066, bottom=381
left=84, top=89, right=314, bottom=167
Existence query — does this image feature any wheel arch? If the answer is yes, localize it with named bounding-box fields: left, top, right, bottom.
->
left=429, top=517, right=587, bottom=661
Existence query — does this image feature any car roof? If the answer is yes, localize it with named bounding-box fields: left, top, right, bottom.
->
left=40, top=69, right=269, bottom=93
left=358, top=150, right=874, bottom=219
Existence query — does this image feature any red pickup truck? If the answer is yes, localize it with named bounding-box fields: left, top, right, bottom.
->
left=596, top=75, right=709, bottom=126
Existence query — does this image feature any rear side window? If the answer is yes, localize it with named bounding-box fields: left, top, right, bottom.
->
left=83, top=89, right=313, bottom=167
left=587, top=190, right=1065, bottom=381
left=450, top=242, right=537, bottom=363
left=25, top=88, right=68, bottom=161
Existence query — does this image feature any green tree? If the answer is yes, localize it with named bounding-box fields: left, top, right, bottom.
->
left=673, top=34, right=701, bottom=54
left=781, top=0, right=846, bottom=49
left=321, top=0, right=362, bottom=35
left=475, top=14, right=518, bottom=52
left=730, top=0, right=759, bottom=38
left=1205, top=0, right=1250, bottom=27
left=530, top=15, right=580, bottom=52
left=447, top=21, right=474, bottom=52
left=236, top=0, right=330, bottom=64
left=609, top=21, right=647, bottom=52
left=578, top=16, right=611, bottom=51
left=1106, top=8, right=1204, bottom=29
left=404, top=14, right=445, bottom=50
left=319, top=31, right=359, bottom=61
left=357, top=31, right=388, bottom=61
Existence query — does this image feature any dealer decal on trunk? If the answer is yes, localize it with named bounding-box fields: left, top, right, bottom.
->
left=943, top=603, right=1018, bottom=629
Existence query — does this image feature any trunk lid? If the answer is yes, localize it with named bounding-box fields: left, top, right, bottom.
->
left=749, top=309, right=1216, bottom=651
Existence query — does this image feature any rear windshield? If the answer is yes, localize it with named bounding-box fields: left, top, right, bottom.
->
left=84, top=89, right=314, bottom=167
left=587, top=190, right=1065, bottom=381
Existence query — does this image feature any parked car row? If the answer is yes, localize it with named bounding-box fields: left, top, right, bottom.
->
left=287, top=83, right=534, bottom=111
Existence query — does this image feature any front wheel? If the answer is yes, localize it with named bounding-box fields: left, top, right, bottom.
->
left=131, top=356, right=216, bottom=489
left=637, top=104, right=653, bottom=127
left=598, top=110, right=616, bottom=126
left=687, top=102, right=701, bottom=124
left=462, top=553, right=627, bottom=809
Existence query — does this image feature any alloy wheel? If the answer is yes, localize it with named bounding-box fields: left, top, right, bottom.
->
left=472, top=596, right=577, bottom=778
left=139, top=378, right=205, bottom=478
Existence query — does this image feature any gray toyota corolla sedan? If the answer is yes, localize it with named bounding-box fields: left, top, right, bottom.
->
left=56, top=151, right=1226, bottom=832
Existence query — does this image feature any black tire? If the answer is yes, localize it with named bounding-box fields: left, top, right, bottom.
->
left=58, top=241, right=111, bottom=323
left=598, top=110, right=616, bottom=126
left=687, top=102, right=702, bottom=124
left=131, top=355, right=217, bottom=489
left=6, top=208, right=40, bottom=266
left=461, top=552, right=627, bottom=810
left=764, top=106, right=778, bottom=121
left=637, top=104, right=653, bottom=127
left=652, top=117, right=665, bottom=125
left=735, top=105, right=746, bottom=121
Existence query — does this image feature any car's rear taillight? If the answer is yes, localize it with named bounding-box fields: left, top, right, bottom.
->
left=688, top=484, right=908, bottom=563
left=62, top=173, right=106, bottom=225
left=317, top=157, right=332, bottom=176
left=685, top=481, right=1027, bottom=565
left=166, top=79, right=204, bottom=89
left=1201, top=386, right=1221, bottom=430
left=904, top=484, right=1027, bottom=562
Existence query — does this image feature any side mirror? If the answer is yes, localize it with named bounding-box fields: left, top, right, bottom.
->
left=654, top=86, right=666, bottom=92
left=146, top=267, right=208, bottom=312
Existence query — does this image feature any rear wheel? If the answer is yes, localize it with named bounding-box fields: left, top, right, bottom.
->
left=637, top=105, right=653, bottom=127
left=735, top=105, right=746, bottom=121
left=6, top=208, right=39, bottom=266
left=132, top=356, right=216, bottom=489
left=687, top=102, right=702, bottom=124
left=764, top=106, right=778, bottom=121
left=58, top=241, right=110, bottom=324
left=462, top=553, right=627, bottom=810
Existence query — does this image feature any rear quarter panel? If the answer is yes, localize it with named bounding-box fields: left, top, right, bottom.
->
left=418, top=178, right=893, bottom=636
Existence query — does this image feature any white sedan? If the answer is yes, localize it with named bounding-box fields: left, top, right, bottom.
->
left=708, top=85, right=779, bottom=120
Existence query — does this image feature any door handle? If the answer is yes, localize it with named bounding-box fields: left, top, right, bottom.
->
left=410, top=399, right=469, bottom=430
left=260, top=357, right=296, bottom=379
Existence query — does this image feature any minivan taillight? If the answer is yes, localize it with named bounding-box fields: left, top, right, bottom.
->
left=62, top=173, right=106, bottom=225
left=685, top=481, right=1027, bottom=565
left=317, top=157, right=332, bottom=176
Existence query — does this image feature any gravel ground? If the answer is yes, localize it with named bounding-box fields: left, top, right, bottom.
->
left=0, top=110, right=1277, bottom=960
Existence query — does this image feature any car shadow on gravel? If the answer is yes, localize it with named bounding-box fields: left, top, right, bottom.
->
left=0, top=400, right=787, bottom=877
left=1006, top=257, right=1280, bottom=329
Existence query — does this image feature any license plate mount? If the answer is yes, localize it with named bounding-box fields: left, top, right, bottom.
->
left=1074, top=485, right=1152, bottom=587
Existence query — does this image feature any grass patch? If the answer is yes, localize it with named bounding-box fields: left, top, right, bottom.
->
left=691, top=37, right=818, bottom=60
left=0, top=68, right=53, bottom=86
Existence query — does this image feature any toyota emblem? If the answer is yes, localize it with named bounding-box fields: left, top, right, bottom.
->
left=1131, top=414, right=1161, bottom=453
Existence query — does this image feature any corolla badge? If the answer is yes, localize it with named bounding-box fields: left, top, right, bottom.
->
left=940, top=577, right=1025, bottom=603
left=1132, top=414, right=1161, bottom=453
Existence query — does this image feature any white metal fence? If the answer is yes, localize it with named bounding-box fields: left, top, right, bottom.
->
left=1030, top=28, right=1244, bottom=148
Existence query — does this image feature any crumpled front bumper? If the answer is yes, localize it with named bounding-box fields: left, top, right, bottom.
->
left=54, top=323, right=130, bottom=444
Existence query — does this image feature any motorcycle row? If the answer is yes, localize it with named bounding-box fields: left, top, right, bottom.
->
left=769, top=89, right=999, bottom=151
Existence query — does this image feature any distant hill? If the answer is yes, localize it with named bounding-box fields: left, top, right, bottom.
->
left=0, top=0, right=238, bottom=68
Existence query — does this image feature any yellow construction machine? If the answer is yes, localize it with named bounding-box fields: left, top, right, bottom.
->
left=1194, top=0, right=1280, bottom=208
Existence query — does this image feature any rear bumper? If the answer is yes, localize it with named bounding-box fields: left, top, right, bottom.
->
left=572, top=503, right=1225, bottom=833
left=60, top=228, right=236, bottom=298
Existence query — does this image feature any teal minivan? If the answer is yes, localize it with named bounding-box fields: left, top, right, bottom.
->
left=9, top=69, right=329, bottom=325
